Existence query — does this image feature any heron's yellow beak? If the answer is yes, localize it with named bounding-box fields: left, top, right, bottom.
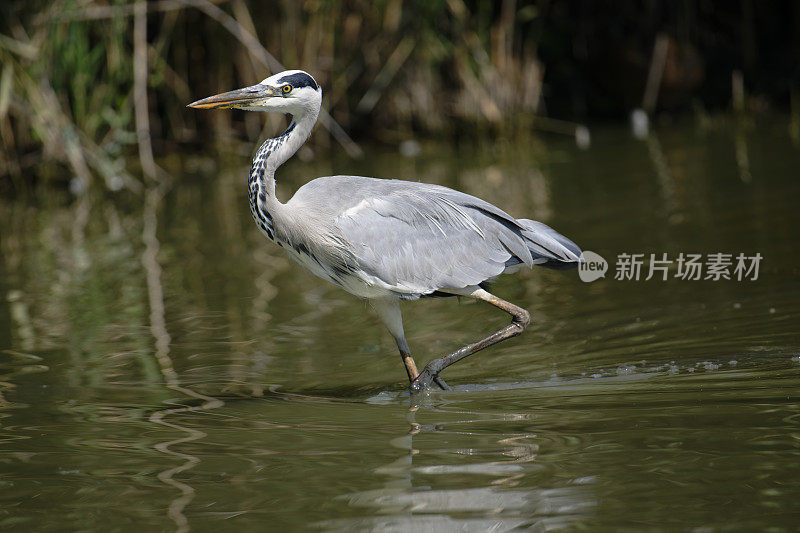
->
left=187, top=84, right=281, bottom=110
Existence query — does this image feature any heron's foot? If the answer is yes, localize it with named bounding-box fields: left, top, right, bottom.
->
left=434, top=375, right=451, bottom=390
left=410, top=367, right=450, bottom=393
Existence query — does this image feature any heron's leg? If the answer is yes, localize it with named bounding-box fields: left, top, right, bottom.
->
left=411, top=288, right=531, bottom=392
left=394, top=335, right=420, bottom=382
left=370, top=300, right=419, bottom=382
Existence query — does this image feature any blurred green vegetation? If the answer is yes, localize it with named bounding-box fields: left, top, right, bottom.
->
left=1, top=0, right=798, bottom=192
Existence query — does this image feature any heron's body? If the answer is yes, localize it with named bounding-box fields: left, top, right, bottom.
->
left=190, top=69, right=581, bottom=391
left=258, top=173, right=577, bottom=300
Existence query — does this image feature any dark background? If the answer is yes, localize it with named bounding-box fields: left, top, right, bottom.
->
left=1, top=0, right=799, bottom=191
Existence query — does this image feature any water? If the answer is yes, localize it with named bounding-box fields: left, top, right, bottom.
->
left=1, top=119, right=799, bottom=531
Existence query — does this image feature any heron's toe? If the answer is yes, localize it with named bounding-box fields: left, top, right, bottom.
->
left=410, top=370, right=449, bottom=392
left=433, top=375, right=451, bottom=390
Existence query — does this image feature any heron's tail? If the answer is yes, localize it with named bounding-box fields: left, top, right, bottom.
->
left=517, top=219, right=582, bottom=270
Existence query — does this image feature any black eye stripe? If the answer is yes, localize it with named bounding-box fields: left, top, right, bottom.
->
left=276, top=72, right=318, bottom=90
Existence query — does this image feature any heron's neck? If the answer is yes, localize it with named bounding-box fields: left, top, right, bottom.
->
left=248, top=108, right=317, bottom=241
left=249, top=108, right=317, bottom=200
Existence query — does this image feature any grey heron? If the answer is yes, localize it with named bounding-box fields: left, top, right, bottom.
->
left=189, top=69, right=581, bottom=392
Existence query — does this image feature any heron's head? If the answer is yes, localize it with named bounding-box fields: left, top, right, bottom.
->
left=188, top=70, right=321, bottom=116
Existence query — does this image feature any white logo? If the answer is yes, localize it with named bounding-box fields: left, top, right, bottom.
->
left=578, top=251, right=608, bottom=282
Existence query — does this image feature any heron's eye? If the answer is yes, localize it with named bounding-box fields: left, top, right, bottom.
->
left=282, top=84, right=292, bottom=94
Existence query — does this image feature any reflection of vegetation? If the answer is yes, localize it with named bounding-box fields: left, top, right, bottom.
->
left=0, top=180, right=248, bottom=389
left=0, top=193, right=156, bottom=389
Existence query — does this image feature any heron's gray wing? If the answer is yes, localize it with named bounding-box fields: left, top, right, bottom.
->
left=328, top=178, right=580, bottom=296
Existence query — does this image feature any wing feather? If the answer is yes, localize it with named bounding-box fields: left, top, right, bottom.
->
left=287, top=175, right=580, bottom=297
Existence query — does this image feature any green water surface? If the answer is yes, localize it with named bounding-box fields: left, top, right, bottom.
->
left=1, top=120, right=799, bottom=531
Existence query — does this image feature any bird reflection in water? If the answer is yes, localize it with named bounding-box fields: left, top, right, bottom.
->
left=316, top=404, right=596, bottom=530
